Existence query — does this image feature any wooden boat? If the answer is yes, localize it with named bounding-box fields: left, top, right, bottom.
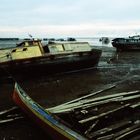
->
left=12, top=83, right=87, bottom=140
left=112, top=35, right=140, bottom=52
left=0, top=39, right=102, bottom=75
left=13, top=83, right=140, bottom=140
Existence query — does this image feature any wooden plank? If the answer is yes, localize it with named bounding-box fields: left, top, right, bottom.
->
left=87, top=120, right=132, bottom=139
left=7, top=113, right=22, bottom=118
left=0, top=106, right=19, bottom=116
left=0, top=116, right=24, bottom=124
left=121, top=95, right=140, bottom=101
left=81, top=96, right=123, bottom=110
left=79, top=104, right=130, bottom=124
left=115, top=127, right=140, bottom=140
left=47, top=84, right=116, bottom=111
left=130, top=102, right=140, bottom=108
left=97, top=134, right=114, bottom=140
left=49, top=90, right=139, bottom=113
left=97, top=121, right=140, bottom=140
left=50, top=96, right=123, bottom=114
left=84, top=120, right=99, bottom=135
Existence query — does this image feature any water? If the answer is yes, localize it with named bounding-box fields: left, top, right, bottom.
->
left=0, top=37, right=113, bottom=49
left=76, top=37, right=113, bottom=47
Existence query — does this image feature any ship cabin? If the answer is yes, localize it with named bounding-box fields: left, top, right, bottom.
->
left=0, top=39, right=93, bottom=63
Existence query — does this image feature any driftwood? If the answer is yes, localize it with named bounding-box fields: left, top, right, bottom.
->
left=115, top=127, right=140, bottom=140
left=121, top=94, right=140, bottom=101
left=130, top=101, right=140, bottom=108
left=7, top=113, right=22, bottom=118
left=79, top=104, right=130, bottom=124
left=0, top=106, right=24, bottom=124
left=97, top=134, right=114, bottom=140
left=87, top=120, right=132, bottom=138
left=47, top=84, right=116, bottom=112
left=84, top=120, right=99, bottom=135
left=0, top=116, right=24, bottom=124
left=50, top=96, right=123, bottom=114
left=0, top=106, right=19, bottom=116
left=97, top=121, right=140, bottom=140
left=48, top=90, right=140, bottom=113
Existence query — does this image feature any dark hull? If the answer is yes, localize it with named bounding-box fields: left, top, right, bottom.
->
left=112, top=42, right=140, bottom=52
left=0, top=49, right=102, bottom=77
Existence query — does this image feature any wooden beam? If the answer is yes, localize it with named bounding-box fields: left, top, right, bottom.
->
left=79, top=104, right=130, bottom=124
left=47, top=84, right=116, bottom=111
left=0, top=116, right=24, bottom=124
left=88, top=120, right=132, bottom=139
left=48, top=90, right=139, bottom=113
left=0, top=106, right=19, bottom=116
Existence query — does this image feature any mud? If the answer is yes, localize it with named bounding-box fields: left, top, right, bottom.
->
left=0, top=47, right=140, bottom=140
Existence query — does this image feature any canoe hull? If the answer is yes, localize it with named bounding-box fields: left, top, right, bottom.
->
left=12, top=83, right=86, bottom=140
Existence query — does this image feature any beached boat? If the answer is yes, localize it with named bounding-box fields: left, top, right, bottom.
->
left=112, top=35, right=140, bottom=52
left=13, top=83, right=87, bottom=140
left=0, top=39, right=101, bottom=75
left=13, top=83, right=140, bottom=140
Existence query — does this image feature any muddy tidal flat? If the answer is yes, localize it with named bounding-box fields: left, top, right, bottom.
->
left=0, top=47, right=140, bottom=140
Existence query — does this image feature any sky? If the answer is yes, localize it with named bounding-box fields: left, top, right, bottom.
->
left=0, top=0, right=140, bottom=38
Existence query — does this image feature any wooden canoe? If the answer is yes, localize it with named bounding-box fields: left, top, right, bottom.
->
left=12, top=83, right=87, bottom=140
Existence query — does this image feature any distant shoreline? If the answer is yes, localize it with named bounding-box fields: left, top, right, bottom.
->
left=0, top=38, right=19, bottom=41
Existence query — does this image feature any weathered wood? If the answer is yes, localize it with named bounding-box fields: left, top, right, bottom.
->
left=47, top=84, right=116, bottom=111
left=0, top=116, right=24, bottom=124
left=115, top=127, right=140, bottom=140
left=82, top=96, right=123, bottom=110
left=97, top=121, right=140, bottom=140
left=97, top=134, right=114, bottom=140
left=79, top=104, right=130, bottom=124
left=49, top=90, right=139, bottom=113
left=114, top=122, right=140, bottom=139
left=50, top=96, right=123, bottom=114
left=0, top=106, right=19, bottom=116
left=84, top=120, right=99, bottom=135
left=130, top=101, right=140, bottom=108
left=88, top=120, right=132, bottom=139
left=7, top=113, right=22, bottom=118
left=121, top=94, right=140, bottom=101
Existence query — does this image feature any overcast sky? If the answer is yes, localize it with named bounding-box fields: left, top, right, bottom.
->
left=0, top=0, right=140, bottom=37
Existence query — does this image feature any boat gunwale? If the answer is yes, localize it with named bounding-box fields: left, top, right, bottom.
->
left=13, top=83, right=87, bottom=140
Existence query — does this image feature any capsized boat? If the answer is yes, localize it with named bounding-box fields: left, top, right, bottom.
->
left=13, top=83, right=140, bottom=140
left=0, top=39, right=102, bottom=75
left=112, top=35, right=140, bottom=52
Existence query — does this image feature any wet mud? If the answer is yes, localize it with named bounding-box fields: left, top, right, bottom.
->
left=0, top=47, right=140, bottom=140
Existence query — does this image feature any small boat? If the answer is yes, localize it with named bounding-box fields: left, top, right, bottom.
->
left=0, top=39, right=101, bottom=75
left=13, top=83, right=140, bottom=140
left=112, top=35, right=140, bottom=52
left=12, top=83, right=87, bottom=140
